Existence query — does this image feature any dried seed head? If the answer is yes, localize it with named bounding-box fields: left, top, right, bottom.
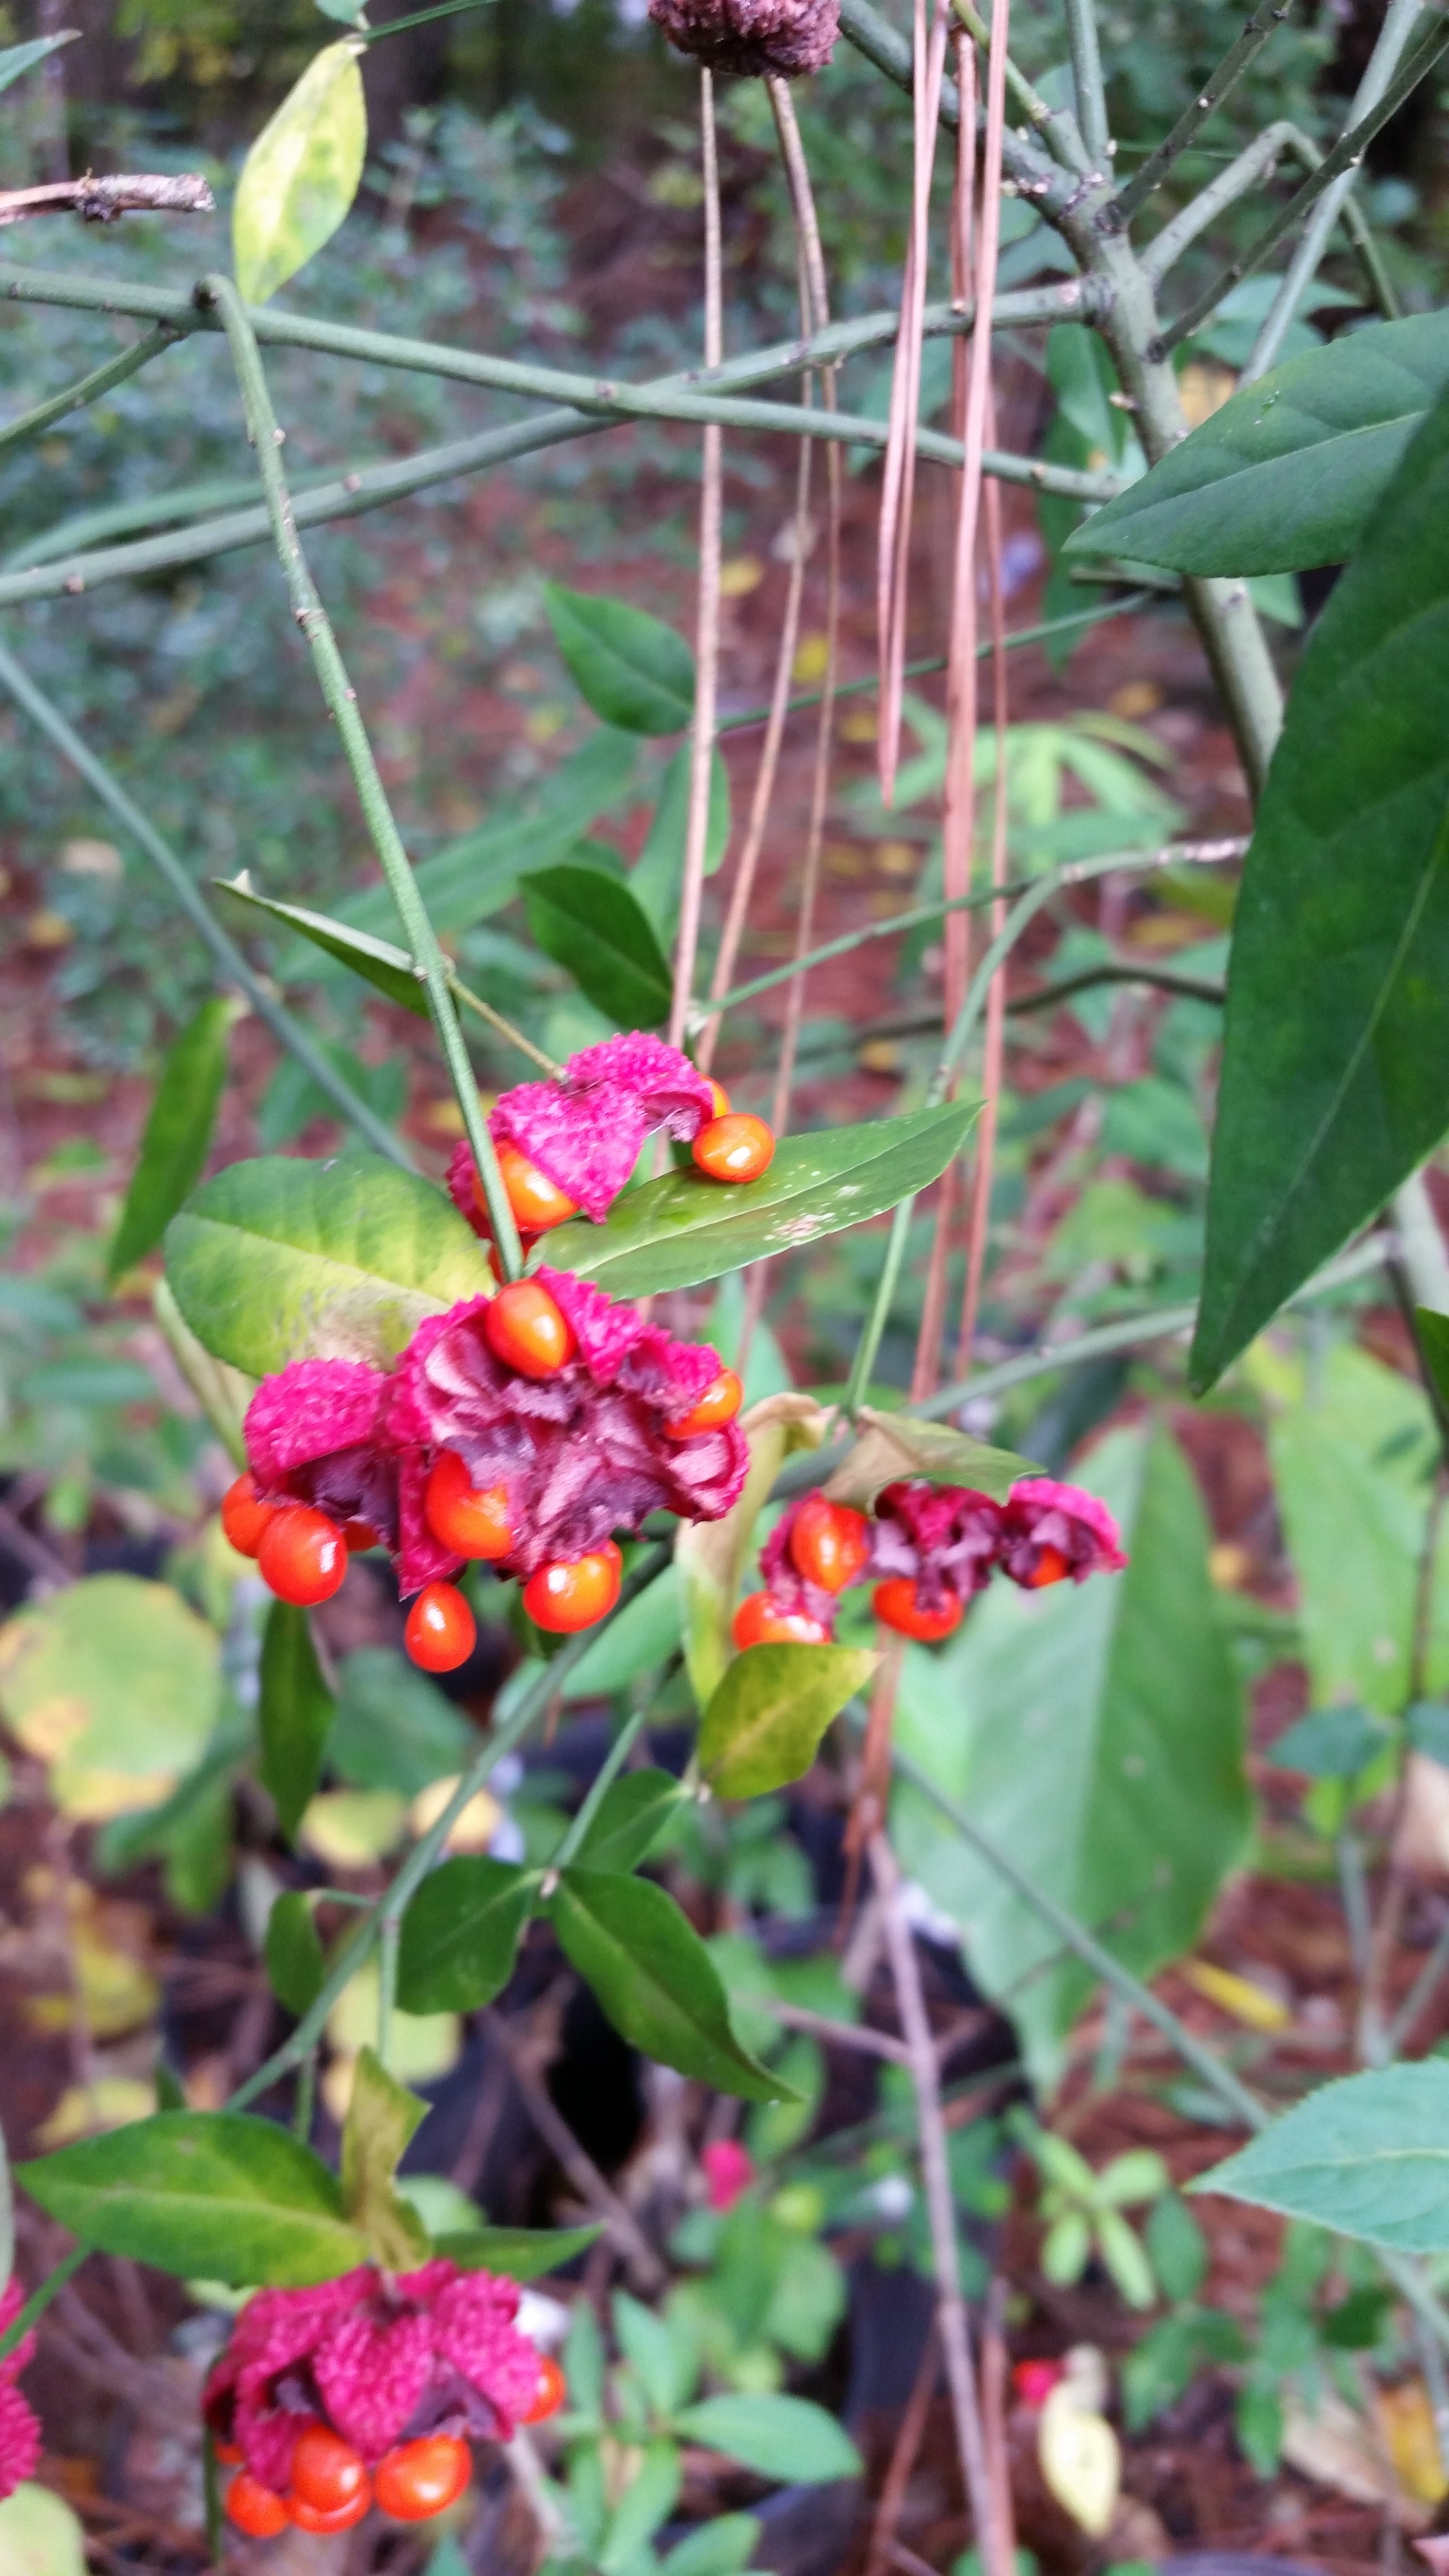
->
left=648, top=0, right=839, bottom=80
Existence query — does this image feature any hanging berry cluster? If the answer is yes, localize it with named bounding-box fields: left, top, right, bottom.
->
left=221, top=1038, right=773, bottom=1672
left=204, top=2257, right=563, bottom=2539
left=736, top=1475, right=1127, bottom=1647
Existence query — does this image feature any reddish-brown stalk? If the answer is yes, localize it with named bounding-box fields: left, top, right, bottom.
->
left=954, top=455, right=1010, bottom=1371
left=876, top=0, right=950, bottom=810
left=669, top=65, right=725, bottom=1053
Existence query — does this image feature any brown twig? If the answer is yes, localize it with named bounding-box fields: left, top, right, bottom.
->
left=757, top=1994, right=913, bottom=2064
left=0, top=173, right=213, bottom=224
left=483, top=2007, right=666, bottom=2291
left=868, top=2319, right=941, bottom=2576
left=668, top=67, right=724, bottom=1053
left=955, top=441, right=1011, bottom=1371
left=872, top=1830, right=1006, bottom=2576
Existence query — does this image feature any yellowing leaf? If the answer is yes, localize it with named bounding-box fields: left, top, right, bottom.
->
left=32, top=2077, right=157, bottom=2149
left=232, top=39, right=366, bottom=307
left=1379, top=2381, right=1449, bottom=2507
left=408, top=1776, right=501, bottom=1852
left=0, top=1576, right=219, bottom=1819
left=0, top=2483, right=87, bottom=2576
left=1038, top=2387, right=1121, bottom=2536
left=301, top=1789, right=407, bottom=1869
left=1184, top=1958, right=1291, bottom=2031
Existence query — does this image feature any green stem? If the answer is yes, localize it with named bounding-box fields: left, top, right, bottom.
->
left=0, top=639, right=412, bottom=1167
left=451, top=979, right=561, bottom=1072
left=225, top=1546, right=666, bottom=2113
left=549, top=1702, right=652, bottom=1873
left=845, top=1193, right=918, bottom=1411
left=717, top=592, right=1155, bottom=734
left=0, top=2244, right=86, bottom=2362
left=1062, top=0, right=1111, bottom=170
left=377, top=1914, right=400, bottom=2076
left=0, top=322, right=175, bottom=458
left=201, top=274, right=521, bottom=1278
left=1114, top=0, right=1298, bottom=219
left=292, top=2052, right=317, bottom=2145
left=950, top=0, right=1091, bottom=173
left=360, top=0, right=491, bottom=37
left=1157, top=10, right=1449, bottom=356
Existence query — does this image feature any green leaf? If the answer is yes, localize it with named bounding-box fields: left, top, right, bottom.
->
left=893, top=1426, right=1251, bottom=2086
left=826, top=1411, right=1037, bottom=1511
left=340, top=2045, right=431, bottom=2269
left=631, top=744, right=731, bottom=932
left=396, top=1856, right=535, bottom=2013
left=1265, top=1704, right=1393, bottom=1780
left=1419, top=1305, right=1449, bottom=1417
left=1067, top=313, right=1449, bottom=576
left=561, top=1566, right=682, bottom=1702
left=1096, top=2206, right=1155, bottom=2309
left=16, top=2111, right=367, bottom=2285
left=107, top=1000, right=236, bottom=1287
left=661, top=2515, right=760, bottom=2576
left=1042, top=2208, right=1091, bottom=2284
left=613, top=2290, right=695, bottom=2414
left=264, top=1891, right=326, bottom=2016
left=1408, top=1699, right=1449, bottom=1763
left=1144, top=2192, right=1207, bottom=2305
left=699, top=1645, right=877, bottom=1800
left=672, top=2393, right=861, bottom=2485
left=336, top=728, right=640, bottom=946
left=330, top=1648, right=475, bottom=1796
left=523, top=864, right=672, bottom=1030
left=258, top=1601, right=334, bottom=1843
left=1194, top=2061, right=1449, bottom=2251
left=540, top=1102, right=978, bottom=1300
left=0, top=32, right=78, bottom=95
left=549, top=1868, right=788, bottom=2102
left=544, top=584, right=694, bottom=735
left=0, top=1574, right=220, bottom=1820
left=316, top=0, right=368, bottom=20
left=435, top=2221, right=602, bottom=2278
left=1191, top=378, right=1449, bottom=1388
left=219, top=876, right=427, bottom=1015
left=233, top=38, right=367, bottom=306
left=164, top=1152, right=492, bottom=1377
left=573, top=1770, right=683, bottom=1873
left=601, top=2441, right=682, bottom=2574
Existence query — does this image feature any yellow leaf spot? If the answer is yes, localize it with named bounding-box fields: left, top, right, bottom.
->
left=1038, top=2386, right=1121, bottom=2536
left=1184, top=1958, right=1290, bottom=2031
left=792, top=634, right=830, bottom=684
left=408, top=1776, right=502, bottom=1853
left=33, top=2077, right=157, bottom=2149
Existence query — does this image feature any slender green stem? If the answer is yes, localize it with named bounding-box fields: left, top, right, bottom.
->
left=226, top=1547, right=666, bottom=2113
left=0, top=322, right=176, bottom=458
left=3, top=475, right=264, bottom=574
left=1388, top=1918, right=1449, bottom=2056
left=202, top=275, right=521, bottom=1276
left=451, top=980, right=560, bottom=1072
left=950, top=0, right=1091, bottom=173
left=1115, top=0, right=1298, bottom=219
left=549, top=1703, right=653, bottom=1874
left=1062, top=0, right=1111, bottom=169
left=1157, top=11, right=1449, bottom=356
left=1145, top=117, right=1396, bottom=313
left=717, top=592, right=1155, bottom=735
left=0, top=2244, right=86, bottom=2362
left=292, top=2052, right=317, bottom=2145
left=1009, top=957, right=1225, bottom=1013
left=1239, top=0, right=1420, bottom=379
left=360, top=0, right=491, bottom=37
left=0, top=639, right=413, bottom=1166
left=703, top=884, right=1005, bottom=1021
left=377, top=1913, right=400, bottom=2075
left=845, top=1193, right=919, bottom=1411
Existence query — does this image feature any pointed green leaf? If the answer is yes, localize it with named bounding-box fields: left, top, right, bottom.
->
left=544, top=584, right=694, bottom=734
left=827, top=1410, right=1037, bottom=1511
left=1194, top=2062, right=1449, bottom=2251
left=549, top=1868, right=788, bottom=2102
left=523, top=864, right=672, bottom=1030
left=264, top=1891, right=326, bottom=2017
left=1264, top=1705, right=1393, bottom=1779
left=233, top=38, right=367, bottom=306
left=164, top=1152, right=493, bottom=1376
left=341, top=2045, right=431, bottom=2269
left=107, top=1000, right=237, bottom=1286
left=539, top=1102, right=977, bottom=1300
left=601, top=2440, right=682, bottom=2573
left=435, top=2221, right=602, bottom=2277
left=700, top=1646, right=877, bottom=1801
left=258, top=1602, right=334, bottom=1843
left=396, top=1855, right=535, bottom=2013
left=16, top=2111, right=367, bottom=2285
left=0, top=32, right=78, bottom=96
left=1191, top=379, right=1449, bottom=1387
left=1067, top=312, right=1449, bottom=576
left=661, top=2514, right=760, bottom=2576
left=892, top=1426, right=1250, bottom=2086
left=573, top=1770, right=683, bottom=1874
left=219, top=875, right=427, bottom=1015
left=672, top=2393, right=860, bottom=2484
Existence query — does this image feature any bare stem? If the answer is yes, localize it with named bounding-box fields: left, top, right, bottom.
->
left=202, top=274, right=522, bottom=1276
left=873, top=1832, right=1002, bottom=2567
left=670, top=69, right=724, bottom=1053
left=1114, top=0, right=1296, bottom=220
left=0, top=173, right=212, bottom=223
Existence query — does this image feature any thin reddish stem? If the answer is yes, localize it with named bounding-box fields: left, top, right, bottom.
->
left=669, top=65, right=724, bottom=1053
left=877, top=0, right=950, bottom=809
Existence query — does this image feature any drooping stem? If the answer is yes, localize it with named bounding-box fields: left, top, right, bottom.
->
left=873, top=1832, right=1004, bottom=2570
left=0, top=639, right=413, bottom=1167
left=201, top=274, right=522, bottom=1277
left=669, top=68, right=724, bottom=1054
